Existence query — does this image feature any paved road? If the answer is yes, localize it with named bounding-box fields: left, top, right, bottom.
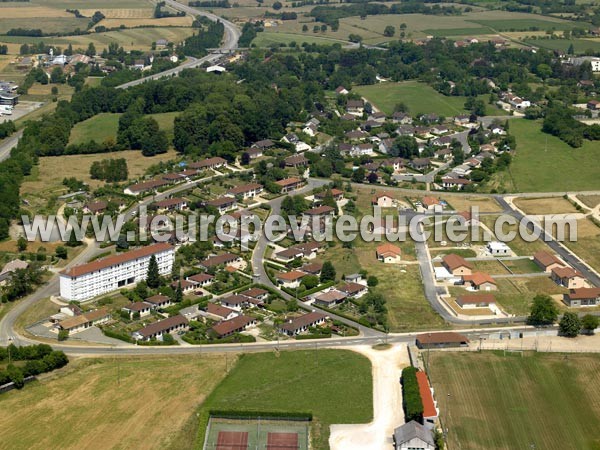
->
left=496, top=196, right=600, bottom=287
left=0, top=129, right=23, bottom=162
left=116, top=0, right=240, bottom=89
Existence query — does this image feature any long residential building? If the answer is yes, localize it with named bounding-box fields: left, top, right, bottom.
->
left=59, top=243, right=175, bottom=302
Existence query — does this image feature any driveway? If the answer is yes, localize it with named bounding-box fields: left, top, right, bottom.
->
left=329, top=344, right=408, bottom=450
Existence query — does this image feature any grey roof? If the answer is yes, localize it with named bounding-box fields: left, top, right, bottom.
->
left=393, top=421, right=434, bottom=446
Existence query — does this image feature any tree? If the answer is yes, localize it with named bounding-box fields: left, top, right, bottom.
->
left=320, top=261, right=336, bottom=283
left=367, top=275, right=378, bottom=287
left=559, top=312, right=581, bottom=337
left=383, top=25, right=395, bottom=37
left=58, top=329, right=69, bottom=341
left=527, top=294, right=559, bottom=326
left=146, top=255, right=160, bottom=288
left=172, top=281, right=183, bottom=303
left=582, top=314, right=599, bottom=334
left=17, top=236, right=27, bottom=252
left=241, top=152, right=250, bottom=165
left=66, top=229, right=82, bottom=247
left=391, top=136, right=418, bottom=158
left=302, top=24, right=308, bottom=32
left=367, top=172, right=378, bottom=184
left=55, top=246, right=68, bottom=259
left=272, top=1, right=282, bottom=9
left=351, top=167, right=365, bottom=183
left=85, top=42, right=96, bottom=57
left=302, top=275, right=319, bottom=290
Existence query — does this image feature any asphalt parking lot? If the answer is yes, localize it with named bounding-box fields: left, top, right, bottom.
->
left=0, top=100, right=43, bottom=123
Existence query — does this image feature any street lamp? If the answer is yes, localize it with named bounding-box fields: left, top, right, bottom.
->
left=7, top=337, right=13, bottom=365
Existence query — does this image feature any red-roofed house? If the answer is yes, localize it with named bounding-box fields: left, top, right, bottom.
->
left=462, top=272, right=497, bottom=291
left=376, top=243, right=402, bottom=263
left=441, top=254, right=473, bottom=276
left=563, top=287, right=600, bottom=307
left=533, top=251, right=564, bottom=273
left=551, top=266, right=587, bottom=289
left=372, top=192, right=395, bottom=208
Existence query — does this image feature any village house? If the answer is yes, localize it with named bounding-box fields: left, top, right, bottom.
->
left=303, top=123, right=318, bottom=137
left=206, top=196, right=238, bottom=214
left=226, top=183, right=263, bottom=199
left=122, top=301, right=153, bottom=318
left=276, top=271, right=307, bottom=289
left=205, top=303, right=239, bottom=321
left=188, top=156, right=227, bottom=171
left=422, top=196, right=442, bottom=211
left=284, top=154, right=309, bottom=168
left=210, top=315, right=256, bottom=338
left=278, top=311, right=327, bottom=336
left=442, top=254, right=473, bottom=277
left=0, top=259, right=29, bottom=285
left=587, top=100, right=600, bottom=110
left=124, top=179, right=170, bottom=196
left=392, top=111, right=413, bottom=124
left=59, top=243, right=174, bottom=302
left=276, top=177, right=304, bottom=193
left=154, top=197, right=188, bottom=212
left=335, top=86, right=349, bottom=95
left=314, top=188, right=344, bottom=203
left=300, top=262, right=323, bottom=276
left=504, top=92, right=531, bottom=110
left=252, top=139, right=275, bottom=150
left=372, top=192, right=395, bottom=208
left=56, top=308, right=111, bottom=334
left=410, top=158, right=431, bottom=171
left=133, top=315, right=189, bottom=341
left=313, top=290, right=347, bottom=308
left=441, top=177, right=472, bottom=191
left=462, top=272, right=497, bottom=291
left=551, top=266, right=587, bottom=289
left=338, top=281, right=368, bottom=298
left=376, top=243, right=402, bottom=263
left=486, top=241, right=510, bottom=256
left=430, top=125, right=449, bottom=135
left=186, top=273, right=215, bottom=288
left=246, top=148, right=263, bottom=159
left=393, top=421, right=435, bottom=450
left=171, top=279, right=196, bottom=295
left=369, top=111, right=387, bottom=123
left=239, top=287, right=269, bottom=302
left=346, top=129, right=368, bottom=141
left=416, top=331, right=469, bottom=349
left=161, top=173, right=185, bottom=184
left=144, top=294, right=172, bottom=309
left=199, top=253, right=244, bottom=270
left=220, top=295, right=253, bottom=311
left=563, top=287, right=600, bottom=307
left=456, top=293, right=497, bottom=310
left=83, top=201, right=108, bottom=215
left=378, top=138, right=395, bottom=154
left=346, top=99, right=365, bottom=116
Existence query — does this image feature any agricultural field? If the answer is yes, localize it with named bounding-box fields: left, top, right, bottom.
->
left=508, top=119, right=600, bottom=192
left=69, top=111, right=179, bottom=145
left=354, top=81, right=506, bottom=117
left=252, top=32, right=347, bottom=47
left=513, top=197, right=580, bottom=215
left=255, top=10, right=582, bottom=46
left=0, top=355, right=230, bottom=450
left=429, top=352, right=600, bottom=450
left=196, top=350, right=373, bottom=449
left=524, top=37, right=600, bottom=53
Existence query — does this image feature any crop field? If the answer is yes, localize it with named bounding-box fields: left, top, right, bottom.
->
left=508, top=119, right=600, bottom=192
left=197, top=350, right=373, bottom=449
left=354, top=81, right=506, bottom=116
left=429, top=352, right=600, bottom=450
left=95, top=16, right=194, bottom=29
left=524, top=37, right=600, bottom=53
left=252, top=31, right=348, bottom=47
left=0, top=355, right=230, bottom=450
left=0, top=17, right=88, bottom=35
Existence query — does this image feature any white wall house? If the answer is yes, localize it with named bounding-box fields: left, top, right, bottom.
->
left=59, top=243, right=174, bottom=302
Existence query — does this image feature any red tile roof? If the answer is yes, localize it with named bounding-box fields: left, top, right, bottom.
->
left=416, top=371, right=438, bottom=419
left=456, top=293, right=495, bottom=305
left=211, top=315, right=255, bottom=337
left=442, top=254, right=472, bottom=271
left=463, top=272, right=496, bottom=286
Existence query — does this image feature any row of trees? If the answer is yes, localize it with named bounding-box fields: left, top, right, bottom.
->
left=527, top=294, right=599, bottom=337
left=0, top=344, right=69, bottom=389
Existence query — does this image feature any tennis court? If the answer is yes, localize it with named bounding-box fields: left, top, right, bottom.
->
left=204, top=416, right=309, bottom=450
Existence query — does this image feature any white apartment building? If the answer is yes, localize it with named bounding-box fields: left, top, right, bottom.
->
left=59, top=243, right=174, bottom=302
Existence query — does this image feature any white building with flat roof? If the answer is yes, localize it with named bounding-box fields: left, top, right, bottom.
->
left=59, top=243, right=174, bottom=302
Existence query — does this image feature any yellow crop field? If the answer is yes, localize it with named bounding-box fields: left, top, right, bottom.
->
left=96, top=16, right=194, bottom=29
left=78, top=8, right=153, bottom=19
left=0, top=6, right=72, bottom=18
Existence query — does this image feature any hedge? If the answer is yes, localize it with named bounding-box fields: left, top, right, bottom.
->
left=100, top=327, right=134, bottom=343
left=209, top=410, right=313, bottom=420
left=401, top=367, right=424, bottom=424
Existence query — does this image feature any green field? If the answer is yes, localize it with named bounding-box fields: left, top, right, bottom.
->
left=69, top=111, right=179, bottom=145
left=423, top=27, right=494, bottom=37
left=524, top=38, right=600, bottom=53
left=471, top=18, right=582, bottom=31
left=197, top=350, right=373, bottom=449
left=354, top=81, right=506, bottom=116
left=0, top=17, right=88, bottom=35
left=508, top=119, right=600, bottom=192
left=253, top=31, right=347, bottom=47
left=429, top=351, right=600, bottom=450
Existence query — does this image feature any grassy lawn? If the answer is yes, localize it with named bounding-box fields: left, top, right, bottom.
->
left=471, top=259, right=510, bottom=275
left=509, top=119, right=600, bottom=192
left=0, top=355, right=229, bottom=450
left=513, top=197, right=580, bottom=215
left=577, top=195, right=600, bottom=209
left=440, top=195, right=503, bottom=213
left=354, top=82, right=507, bottom=117
left=197, top=350, right=373, bottom=449
left=429, top=352, right=600, bottom=450
left=430, top=248, right=477, bottom=258
left=253, top=32, right=347, bottom=47
left=503, top=257, right=543, bottom=274
left=480, top=215, right=555, bottom=256
left=493, top=276, right=567, bottom=315
left=523, top=38, right=600, bottom=53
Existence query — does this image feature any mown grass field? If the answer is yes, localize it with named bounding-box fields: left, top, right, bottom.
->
left=563, top=218, right=600, bottom=273
left=0, top=355, right=230, bottom=450
left=252, top=32, right=347, bottom=47
left=524, top=37, right=600, bottom=53
left=354, top=81, right=506, bottom=116
left=196, top=350, right=373, bottom=449
left=513, top=197, right=580, bottom=215
left=508, top=119, right=600, bottom=192
left=429, top=351, right=600, bottom=450
left=69, top=111, right=179, bottom=145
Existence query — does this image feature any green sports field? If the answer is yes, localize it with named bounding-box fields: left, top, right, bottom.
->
left=196, top=350, right=373, bottom=449
left=429, top=351, right=600, bottom=450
